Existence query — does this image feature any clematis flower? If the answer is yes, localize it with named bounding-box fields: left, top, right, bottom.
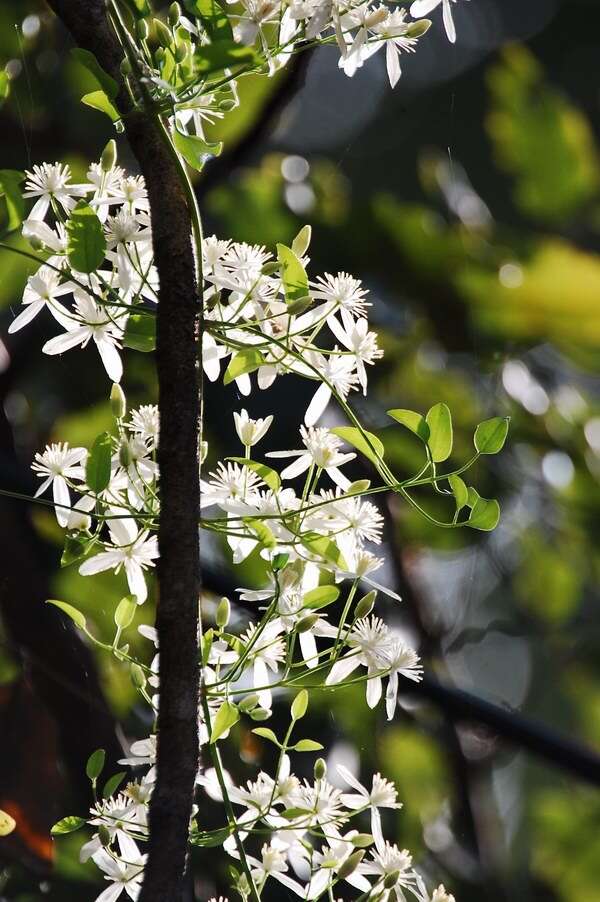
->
left=233, top=408, right=273, bottom=447
left=411, top=0, right=459, bottom=43
left=23, top=162, right=87, bottom=222
left=337, top=765, right=401, bottom=851
left=91, top=833, right=146, bottom=902
left=9, top=267, right=74, bottom=334
left=79, top=515, right=158, bottom=602
left=31, top=442, right=87, bottom=527
left=267, top=426, right=356, bottom=490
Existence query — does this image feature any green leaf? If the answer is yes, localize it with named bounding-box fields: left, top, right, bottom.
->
left=223, top=348, right=264, bottom=385
left=302, top=585, right=340, bottom=610
left=291, top=689, right=308, bottom=720
left=102, top=772, right=127, bottom=799
left=71, top=48, right=118, bottom=98
left=425, top=403, right=453, bottom=463
left=292, top=739, right=324, bottom=752
left=387, top=408, right=430, bottom=442
left=51, top=816, right=86, bottom=836
left=114, top=596, right=137, bottom=629
left=173, top=128, right=223, bottom=172
left=251, top=727, right=280, bottom=745
left=468, top=495, right=500, bottom=531
left=123, top=313, right=156, bottom=352
left=448, top=475, right=469, bottom=511
left=184, top=0, right=232, bottom=39
left=227, top=457, right=280, bottom=492
left=302, top=534, right=348, bottom=571
left=291, top=224, right=311, bottom=258
left=46, top=599, right=87, bottom=630
left=277, top=243, right=309, bottom=305
left=86, top=432, right=113, bottom=494
left=81, top=90, right=120, bottom=123
left=474, top=416, right=510, bottom=454
left=0, top=170, right=25, bottom=237
left=86, top=748, right=106, bottom=782
left=210, top=701, right=239, bottom=743
left=66, top=202, right=106, bottom=273
left=190, top=825, right=233, bottom=847
left=330, top=426, right=384, bottom=468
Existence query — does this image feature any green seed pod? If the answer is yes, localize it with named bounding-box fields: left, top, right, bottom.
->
left=155, top=46, right=165, bottom=64
left=218, top=98, right=237, bottom=112
left=337, top=850, right=364, bottom=881
left=354, top=590, right=377, bottom=620
left=286, top=295, right=313, bottom=315
left=216, top=596, right=230, bottom=628
left=154, top=18, right=173, bottom=48
left=101, top=139, right=117, bottom=172
left=136, top=18, right=150, bottom=41
left=168, top=2, right=182, bottom=26
left=174, top=42, right=187, bottom=63
left=314, top=757, right=326, bottom=780
left=110, top=382, right=126, bottom=418
left=351, top=833, right=374, bottom=848
left=406, top=18, right=431, bottom=38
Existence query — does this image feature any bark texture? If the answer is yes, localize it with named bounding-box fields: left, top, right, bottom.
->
left=46, top=3, right=201, bottom=899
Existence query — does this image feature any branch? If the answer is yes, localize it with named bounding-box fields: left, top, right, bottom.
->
left=45, top=4, right=201, bottom=900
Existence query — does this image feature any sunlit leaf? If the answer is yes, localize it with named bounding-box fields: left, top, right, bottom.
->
left=227, top=457, right=281, bottom=491
left=123, top=313, right=156, bottom=352
left=46, top=599, right=87, bottom=630
left=50, top=815, right=85, bottom=836
left=425, top=403, right=453, bottom=462
left=474, top=416, right=510, bottom=454
left=210, top=701, right=239, bottom=743
left=277, top=243, right=309, bottom=305
left=387, top=408, right=430, bottom=442
left=302, top=586, right=340, bottom=610
left=66, top=202, right=106, bottom=273
left=330, top=426, right=384, bottom=467
left=86, top=432, right=112, bottom=493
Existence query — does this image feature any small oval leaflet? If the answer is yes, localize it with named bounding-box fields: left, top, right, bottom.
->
left=474, top=416, right=510, bottom=455
left=51, top=815, right=86, bottom=836
left=47, top=599, right=87, bottom=630
left=66, top=201, right=106, bottom=273
left=302, top=585, right=340, bottom=610
left=425, top=402, right=453, bottom=462
left=291, top=689, right=308, bottom=721
left=0, top=809, right=16, bottom=836
left=86, top=748, right=106, bottom=782
left=114, top=595, right=137, bottom=629
left=86, top=432, right=113, bottom=494
left=330, top=426, right=384, bottom=468
left=387, top=408, right=430, bottom=442
left=292, top=739, right=324, bottom=752
left=210, top=701, right=239, bottom=743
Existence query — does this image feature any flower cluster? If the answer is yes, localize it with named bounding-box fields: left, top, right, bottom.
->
left=6, top=2, right=488, bottom=900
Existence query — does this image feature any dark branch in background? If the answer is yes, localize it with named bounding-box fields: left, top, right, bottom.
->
left=45, top=4, right=201, bottom=901
left=201, top=559, right=600, bottom=789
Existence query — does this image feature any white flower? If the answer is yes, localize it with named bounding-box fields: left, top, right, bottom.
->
left=245, top=843, right=305, bottom=896
left=80, top=794, right=137, bottom=862
left=431, top=886, right=456, bottom=902
left=328, top=316, right=383, bottom=394
left=23, top=162, right=87, bottom=222
left=383, top=638, right=423, bottom=720
left=267, top=426, right=356, bottom=491
left=307, top=831, right=372, bottom=898
left=233, top=408, right=273, bottom=447
left=9, top=267, right=74, bottom=334
left=31, top=442, right=87, bottom=527
left=326, top=616, right=392, bottom=708
left=200, top=461, right=262, bottom=509
left=337, top=765, right=401, bottom=851
left=304, top=352, right=359, bottom=427
left=411, top=0, right=458, bottom=43
left=311, top=272, right=370, bottom=331
left=128, top=405, right=159, bottom=448
left=370, top=8, right=421, bottom=88
left=79, top=515, right=158, bottom=602
left=359, top=842, right=417, bottom=893
left=92, top=833, right=146, bottom=902
left=42, top=289, right=125, bottom=383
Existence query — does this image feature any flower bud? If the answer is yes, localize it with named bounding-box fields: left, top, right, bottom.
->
left=168, top=2, right=182, bottom=25
left=101, top=139, right=117, bottom=172
left=131, top=663, right=147, bottom=690
left=28, top=235, right=43, bottom=251
left=354, top=590, right=377, bottom=620
left=110, top=382, right=126, bottom=418
left=383, top=870, right=400, bottom=889
left=174, top=42, right=187, bottom=63
left=249, top=707, right=271, bottom=721
left=314, top=757, right=326, bottom=780
left=351, top=833, right=373, bottom=848
left=216, top=596, right=230, bottom=628
left=155, top=46, right=165, bottom=64
left=348, top=479, right=370, bottom=494
left=154, top=18, right=173, bottom=48
left=120, top=56, right=132, bottom=76
left=291, top=224, right=311, bottom=258
left=337, top=850, right=364, bottom=880
left=119, top=441, right=132, bottom=468
left=406, top=18, right=431, bottom=38
left=136, top=18, right=149, bottom=40
left=239, top=693, right=259, bottom=712
left=297, top=613, right=319, bottom=633
left=98, top=825, right=112, bottom=847
left=286, top=295, right=313, bottom=315
left=218, top=98, right=237, bottom=112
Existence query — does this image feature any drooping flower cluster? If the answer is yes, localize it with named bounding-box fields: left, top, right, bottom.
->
left=3, top=2, right=490, bottom=900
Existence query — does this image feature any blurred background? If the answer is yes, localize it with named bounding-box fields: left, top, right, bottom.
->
left=1, top=0, right=600, bottom=899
